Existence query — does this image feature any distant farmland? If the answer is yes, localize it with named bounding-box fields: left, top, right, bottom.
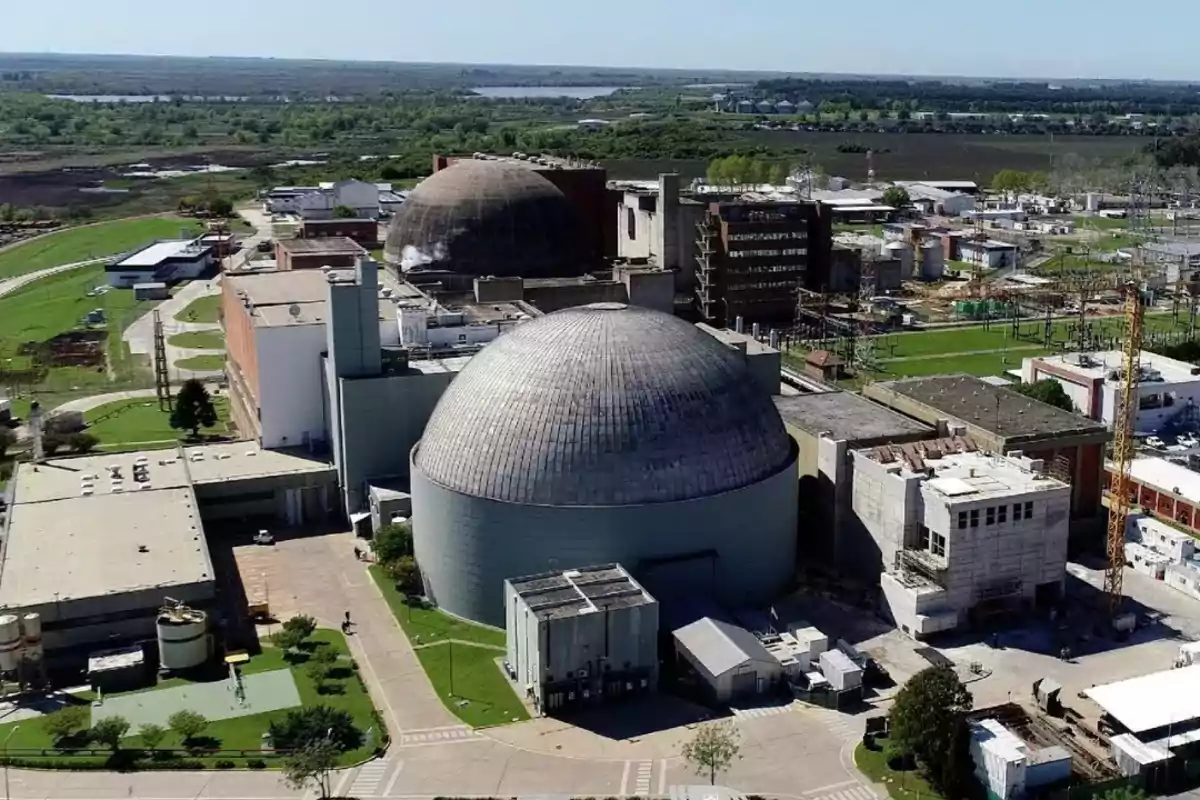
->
left=603, top=132, right=1155, bottom=182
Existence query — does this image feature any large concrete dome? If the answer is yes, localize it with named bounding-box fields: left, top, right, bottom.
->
left=410, top=303, right=800, bottom=625
left=383, top=159, right=588, bottom=278
left=415, top=302, right=792, bottom=506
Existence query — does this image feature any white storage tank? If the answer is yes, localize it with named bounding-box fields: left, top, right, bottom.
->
left=157, top=604, right=209, bottom=671
left=20, top=613, right=43, bottom=662
left=0, top=615, right=20, bottom=672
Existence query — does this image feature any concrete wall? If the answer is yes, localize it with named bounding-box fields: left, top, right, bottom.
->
left=334, top=371, right=456, bottom=512
left=620, top=269, right=675, bottom=315
left=850, top=452, right=923, bottom=577
left=256, top=324, right=330, bottom=449
left=412, top=445, right=800, bottom=626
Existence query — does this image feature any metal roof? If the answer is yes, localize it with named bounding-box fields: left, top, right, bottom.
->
left=674, top=617, right=775, bottom=677
left=1085, top=664, right=1200, bottom=733
left=415, top=303, right=792, bottom=506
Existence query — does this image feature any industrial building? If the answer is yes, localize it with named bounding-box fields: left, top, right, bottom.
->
left=969, top=717, right=1072, bottom=800
left=854, top=438, right=1072, bottom=638
left=504, top=564, right=658, bottom=714
left=864, top=376, right=1110, bottom=541
left=296, top=218, right=380, bottom=247
left=615, top=173, right=706, bottom=312
left=1021, top=350, right=1200, bottom=433
left=262, top=179, right=387, bottom=220
left=894, top=182, right=977, bottom=217
left=410, top=302, right=800, bottom=626
left=695, top=199, right=833, bottom=329
left=673, top=617, right=783, bottom=702
left=274, top=236, right=367, bottom=272
left=957, top=238, right=1019, bottom=269
left=431, top=152, right=614, bottom=263
left=384, top=156, right=594, bottom=284
left=772, top=391, right=935, bottom=569
left=1085, top=665, right=1200, bottom=776
left=106, top=239, right=215, bottom=288
left=0, top=443, right=336, bottom=659
left=1112, top=456, right=1200, bottom=541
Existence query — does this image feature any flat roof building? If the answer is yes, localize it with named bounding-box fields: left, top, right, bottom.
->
left=1113, top=456, right=1200, bottom=541
left=854, top=438, right=1072, bottom=637
left=773, top=391, right=934, bottom=569
left=1022, top=350, right=1200, bottom=434
left=864, top=375, right=1110, bottom=540
left=504, top=564, right=658, bottom=715
left=275, top=236, right=367, bottom=272
left=106, top=239, right=214, bottom=288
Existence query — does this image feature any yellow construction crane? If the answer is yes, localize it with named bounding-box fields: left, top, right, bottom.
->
left=1104, top=279, right=1144, bottom=618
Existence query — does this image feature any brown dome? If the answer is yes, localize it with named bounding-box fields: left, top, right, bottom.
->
left=383, top=159, right=588, bottom=279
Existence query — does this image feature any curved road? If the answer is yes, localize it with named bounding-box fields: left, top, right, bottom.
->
left=0, top=257, right=106, bottom=299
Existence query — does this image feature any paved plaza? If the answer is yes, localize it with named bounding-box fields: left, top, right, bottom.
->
left=93, top=669, right=301, bottom=727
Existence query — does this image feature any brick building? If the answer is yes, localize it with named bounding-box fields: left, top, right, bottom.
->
left=297, top=219, right=379, bottom=247
left=275, top=237, right=367, bottom=271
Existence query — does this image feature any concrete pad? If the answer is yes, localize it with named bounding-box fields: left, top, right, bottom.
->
left=93, top=669, right=300, bottom=727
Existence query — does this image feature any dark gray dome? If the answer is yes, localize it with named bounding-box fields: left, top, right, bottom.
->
left=384, top=160, right=587, bottom=279
left=414, top=303, right=793, bottom=506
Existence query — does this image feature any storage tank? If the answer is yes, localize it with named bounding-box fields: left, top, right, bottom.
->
left=883, top=241, right=914, bottom=277
left=20, top=613, right=43, bottom=662
left=157, top=604, right=209, bottom=671
left=920, top=241, right=945, bottom=280
left=0, top=616, right=20, bottom=672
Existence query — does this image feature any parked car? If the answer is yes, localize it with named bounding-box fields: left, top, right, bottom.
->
left=1147, top=436, right=1166, bottom=449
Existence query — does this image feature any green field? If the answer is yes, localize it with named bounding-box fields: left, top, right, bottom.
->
left=176, top=294, right=221, bottom=324
left=0, top=217, right=204, bottom=279
left=369, top=566, right=526, bottom=728
left=174, top=354, right=225, bottom=372
left=855, top=739, right=944, bottom=800
left=167, top=330, right=225, bottom=349
left=85, top=396, right=232, bottom=447
left=0, top=629, right=380, bottom=769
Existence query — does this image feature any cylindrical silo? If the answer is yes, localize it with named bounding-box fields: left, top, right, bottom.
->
left=157, top=605, right=209, bottom=671
left=0, top=616, right=20, bottom=672
left=20, top=613, right=43, bottom=662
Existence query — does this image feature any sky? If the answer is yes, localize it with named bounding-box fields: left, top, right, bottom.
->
left=1, top=0, right=1197, bottom=82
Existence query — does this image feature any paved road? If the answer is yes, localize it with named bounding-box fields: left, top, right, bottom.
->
left=0, top=258, right=107, bottom=299
left=0, top=532, right=876, bottom=799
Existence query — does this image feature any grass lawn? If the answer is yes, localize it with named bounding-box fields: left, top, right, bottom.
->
left=875, top=350, right=1047, bottom=379
left=0, top=218, right=204, bottom=279
left=0, top=629, right=380, bottom=769
left=369, top=566, right=526, bottom=727
left=176, top=295, right=221, bottom=324
left=175, top=354, right=225, bottom=372
left=84, top=396, right=232, bottom=447
left=855, top=738, right=944, bottom=800
left=167, top=330, right=225, bottom=350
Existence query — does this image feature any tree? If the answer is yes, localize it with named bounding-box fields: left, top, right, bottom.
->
left=333, top=204, right=357, bottom=219
left=882, top=186, right=911, bottom=209
left=388, top=555, right=423, bottom=595
left=1097, top=788, right=1148, bottom=800
left=68, top=431, right=99, bottom=453
left=41, top=433, right=65, bottom=455
left=269, top=705, right=362, bottom=752
left=373, top=522, right=413, bottom=563
left=282, top=614, right=318, bottom=641
left=768, top=162, right=790, bottom=186
left=42, top=705, right=89, bottom=743
left=681, top=720, right=741, bottom=785
left=206, top=196, right=234, bottom=217
left=170, top=379, right=218, bottom=438
left=889, top=666, right=972, bottom=787
left=0, top=428, right=14, bottom=458
left=167, top=709, right=208, bottom=745
left=282, top=738, right=339, bottom=798
left=1013, top=379, right=1076, bottom=413
left=137, top=722, right=166, bottom=752
left=91, top=715, right=130, bottom=751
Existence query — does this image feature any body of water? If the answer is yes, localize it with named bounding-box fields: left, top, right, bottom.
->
left=470, top=86, right=628, bottom=99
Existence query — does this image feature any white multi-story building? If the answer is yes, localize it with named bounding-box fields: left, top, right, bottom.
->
left=852, top=439, right=1071, bottom=639
left=263, top=179, right=387, bottom=220
left=1021, top=350, right=1200, bottom=433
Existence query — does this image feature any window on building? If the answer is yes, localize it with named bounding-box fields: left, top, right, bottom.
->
left=458, top=333, right=467, bottom=343
left=627, top=207, right=636, bottom=241
left=957, top=512, right=967, bottom=530
left=969, top=509, right=979, bottom=528
left=986, top=506, right=996, bottom=526
left=930, top=532, right=947, bottom=557
left=919, top=526, right=931, bottom=549
left=1013, top=503, right=1021, bottom=520
left=998, top=504, right=1007, bottom=524
left=1024, top=501, right=1034, bottom=519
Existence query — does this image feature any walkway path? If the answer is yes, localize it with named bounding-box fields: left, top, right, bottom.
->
left=0, top=257, right=106, bottom=299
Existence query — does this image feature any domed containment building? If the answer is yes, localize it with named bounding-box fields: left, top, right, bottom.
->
left=384, top=158, right=589, bottom=280
left=410, top=302, right=800, bottom=625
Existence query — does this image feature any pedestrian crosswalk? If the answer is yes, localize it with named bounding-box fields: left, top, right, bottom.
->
left=806, top=783, right=876, bottom=800
left=348, top=759, right=393, bottom=798
left=730, top=701, right=800, bottom=719
left=633, top=760, right=654, bottom=795
left=799, top=707, right=863, bottom=742
left=399, top=725, right=482, bottom=746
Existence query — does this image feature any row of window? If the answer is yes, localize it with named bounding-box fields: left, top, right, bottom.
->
left=957, top=502, right=1035, bottom=530
left=727, top=232, right=808, bottom=242
left=728, top=248, right=808, bottom=259
left=730, top=280, right=797, bottom=291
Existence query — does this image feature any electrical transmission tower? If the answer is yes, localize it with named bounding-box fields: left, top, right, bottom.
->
left=153, top=310, right=172, bottom=410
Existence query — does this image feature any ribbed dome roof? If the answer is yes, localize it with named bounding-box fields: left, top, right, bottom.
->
left=414, top=303, right=793, bottom=506
left=383, top=159, right=587, bottom=279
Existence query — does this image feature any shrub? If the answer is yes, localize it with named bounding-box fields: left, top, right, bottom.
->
left=246, top=758, right=267, bottom=769
left=269, top=705, right=362, bottom=752
left=215, top=759, right=235, bottom=769
left=67, top=432, right=99, bottom=454
left=167, top=710, right=208, bottom=745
